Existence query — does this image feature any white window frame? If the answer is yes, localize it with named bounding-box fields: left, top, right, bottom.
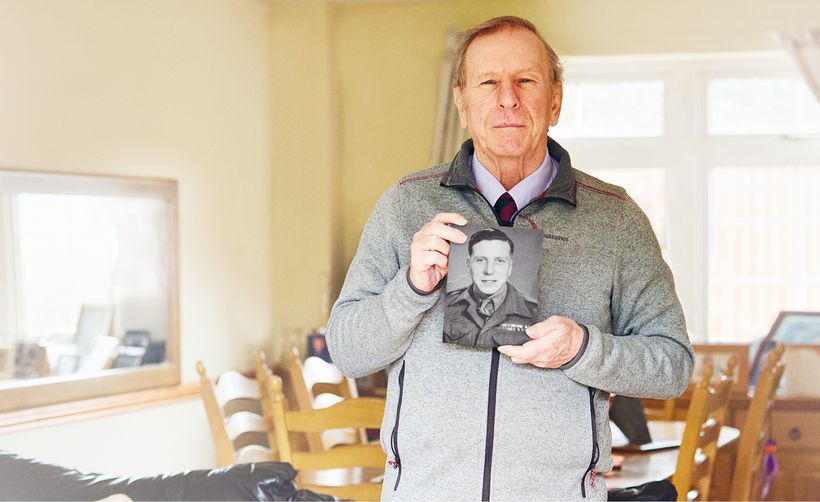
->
left=554, top=52, right=820, bottom=341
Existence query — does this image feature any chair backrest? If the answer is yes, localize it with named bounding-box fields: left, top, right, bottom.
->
left=286, top=346, right=363, bottom=451
left=197, top=357, right=277, bottom=467
left=266, top=373, right=386, bottom=501
left=729, top=344, right=786, bottom=501
left=672, top=355, right=737, bottom=501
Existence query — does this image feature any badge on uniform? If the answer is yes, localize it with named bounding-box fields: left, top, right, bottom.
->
left=443, top=224, right=543, bottom=348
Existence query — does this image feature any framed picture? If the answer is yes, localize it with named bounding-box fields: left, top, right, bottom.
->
left=750, top=311, right=820, bottom=396
left=764, top=311, right=820, bottom=344
left=306, top=332, right=331, bottom=363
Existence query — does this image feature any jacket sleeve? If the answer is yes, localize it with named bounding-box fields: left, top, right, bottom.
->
left=326, top=184, right=440, bottom=378
left=562, top=195, right=694, bottom=399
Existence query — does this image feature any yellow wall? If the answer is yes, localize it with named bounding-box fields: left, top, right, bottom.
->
left=331, top=0, right=820, bottom=270
left=269, top=2, right=342, bottom=356
left=0, top=0, right=278, bottom=472
left=0, top=0, right=817, bottom=476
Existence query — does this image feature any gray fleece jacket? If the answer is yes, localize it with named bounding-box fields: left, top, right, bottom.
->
left=326, top=138, right=694, bottom=501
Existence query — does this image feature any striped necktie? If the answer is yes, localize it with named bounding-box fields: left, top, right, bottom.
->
left=494, top=192, right=517, bottom=226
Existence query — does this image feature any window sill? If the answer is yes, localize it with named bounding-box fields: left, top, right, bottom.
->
left=0, top=382, right=199, bottom=435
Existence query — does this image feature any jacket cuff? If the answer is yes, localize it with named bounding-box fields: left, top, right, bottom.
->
left=406, top=267, right=444, bottom=296
left=560, top=324, right=590, bottom=370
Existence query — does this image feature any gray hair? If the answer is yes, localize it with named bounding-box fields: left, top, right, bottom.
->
left=451, top=16, right=563, bottom=89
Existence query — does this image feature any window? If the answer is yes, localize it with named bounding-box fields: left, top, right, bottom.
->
left=552, top=80, right=665, bottom=138
left=708, top=166, right=820, bottom=342
left=707, top=78, right=820, bottom=135
left=552, top=53, right=820, bottom=342
left=0, top=170, right=179, bottom=412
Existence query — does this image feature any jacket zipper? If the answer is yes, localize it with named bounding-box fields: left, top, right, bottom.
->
left=580, top=387, right=600, bottom=498
left=481, top=348, right=502, bottom=501
left=471, top=189, right=600, bottom=499
left=389, top=360, right=406, bottom=490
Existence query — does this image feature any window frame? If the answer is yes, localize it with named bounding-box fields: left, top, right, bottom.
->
left=552, top=52, right=820, bottom=342
left=0, top=169, right=180, bottom=412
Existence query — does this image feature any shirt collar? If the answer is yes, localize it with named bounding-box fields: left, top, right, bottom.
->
left=471, top=152, right=558, bottom=210
left=440, top=137, right=578, bottom=207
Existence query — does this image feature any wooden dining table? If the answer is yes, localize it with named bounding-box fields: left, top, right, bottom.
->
left=605, top=420, right=740, bottom=491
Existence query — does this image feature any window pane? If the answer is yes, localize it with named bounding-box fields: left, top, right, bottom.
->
left=16, top=194, right=171, bottom=342
left=583, top=167, right=668, bottom=256
left=551, top=80, right=665, bottom=138
left=708, top=166, right=820, bottom=342
left=707, top=78, right=820, bottom=135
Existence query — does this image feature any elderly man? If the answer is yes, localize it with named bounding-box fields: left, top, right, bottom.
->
left=327, top=15, right=693, bottom=501
left=444, top=228, right=537, bottom=347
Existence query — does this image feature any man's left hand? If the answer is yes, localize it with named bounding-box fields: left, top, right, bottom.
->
left=497, top=316, right=584, bottom=368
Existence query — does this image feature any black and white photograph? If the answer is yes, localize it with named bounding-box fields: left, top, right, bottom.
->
left=443, top=224, right=543, bottom=349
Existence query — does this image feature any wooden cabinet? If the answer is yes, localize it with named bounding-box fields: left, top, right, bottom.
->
left=768, top=452, right=820, bottom=501
left=644, top=396, right=820, bottom=500
left=754, top=406, right=820, bottom=501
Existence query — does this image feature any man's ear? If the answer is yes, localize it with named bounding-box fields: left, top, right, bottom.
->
left=453, top=86, right=468, bottom=129
left=549, top=80, right=563, bottom=127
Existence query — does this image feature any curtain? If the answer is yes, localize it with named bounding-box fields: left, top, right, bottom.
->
left=430, top=27, right=468, bottom=166
left=777, top=29, right=820, bottom=103
left=0, top=194, right=22, bottom=339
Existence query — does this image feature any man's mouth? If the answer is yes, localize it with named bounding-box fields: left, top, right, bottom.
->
left=494, top=123, right=524, bottom=128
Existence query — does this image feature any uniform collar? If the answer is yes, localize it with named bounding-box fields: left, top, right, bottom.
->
left=450, top=282, right=534, bottom=319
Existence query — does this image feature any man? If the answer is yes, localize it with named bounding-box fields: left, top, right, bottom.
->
left=327, top=16, right=693, bottom=501
left=444, top=228, right=537, bottom=347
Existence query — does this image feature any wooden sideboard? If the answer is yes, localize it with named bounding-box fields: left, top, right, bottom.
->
left=644, top=394, right=820, bottom=500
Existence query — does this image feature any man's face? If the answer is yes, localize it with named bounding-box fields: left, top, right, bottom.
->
left=453, top=28, right=562, bottom=166
left=468, top=239, right=513, bottom=296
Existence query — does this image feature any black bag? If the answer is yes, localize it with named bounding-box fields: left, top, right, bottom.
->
left=608, top=480, right=677, bottom=501
left=0, top=450, right=335, bottom=501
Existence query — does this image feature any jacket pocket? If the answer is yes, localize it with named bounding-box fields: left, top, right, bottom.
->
left=388, top=360, right=406, bottom=491
left=580, top=386, right=600, bottom=498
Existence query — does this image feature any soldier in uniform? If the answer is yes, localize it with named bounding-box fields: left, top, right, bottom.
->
left=444, top=228, right=538, bottom=347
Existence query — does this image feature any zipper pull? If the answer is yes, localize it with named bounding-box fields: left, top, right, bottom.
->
left=590, top=468, right=596, bottom=489
left=388, top=459, right=400, bottom=469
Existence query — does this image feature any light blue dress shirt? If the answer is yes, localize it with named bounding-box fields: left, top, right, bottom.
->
left=471, top=150, right=559, bottom=218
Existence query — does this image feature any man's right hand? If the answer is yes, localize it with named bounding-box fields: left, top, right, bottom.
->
left=408, top=212, right=468, bottom=293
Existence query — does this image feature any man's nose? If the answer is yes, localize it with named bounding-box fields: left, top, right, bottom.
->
left=497, top=81, right=520, bottom=109
left=482, top=263, right=494, bottom=275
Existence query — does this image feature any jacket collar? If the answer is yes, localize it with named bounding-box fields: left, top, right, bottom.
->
left=439, top=137, right=577, bottom=206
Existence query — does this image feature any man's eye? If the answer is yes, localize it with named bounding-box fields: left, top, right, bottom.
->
left=495, top=258, right=507, bottom=264
left=475, top=258, right=486, bottom=264
left=480, top=80, right=497, bottom=86
left=518, top=78, right=534, bottom=84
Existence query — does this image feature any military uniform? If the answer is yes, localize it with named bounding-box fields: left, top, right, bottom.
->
left=443, top=283, right=538, bottom=347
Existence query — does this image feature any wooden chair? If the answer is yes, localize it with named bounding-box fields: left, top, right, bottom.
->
left=266, top=373, right=386, bottom=501
left=729, top=344, right=786, bottom=501
left=645, top=344, right=751, bottom=422
left=672, top=355, right=737, bottom=501
left=286, top=346, right=363, bottom=451
left=197, top=356, right=277, bottom=466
